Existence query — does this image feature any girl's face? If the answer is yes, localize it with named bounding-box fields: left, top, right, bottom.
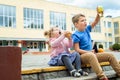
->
left=52, top=27, right=61, bottom=38
left=75, top=16, right=87, bottom=31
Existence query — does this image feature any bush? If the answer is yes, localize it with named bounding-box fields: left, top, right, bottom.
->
left=112, top=43, right=120, bottom=51
left=99, top=44, right=103, bottom=48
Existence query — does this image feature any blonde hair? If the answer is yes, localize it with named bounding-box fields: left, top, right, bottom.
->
left=72, top=13, right=85, bottom=25
left=44, top=27, right=59, bottom=49
left=44, top=27, right=54, bottom=38
left=44, top=26, right=61, bottom=38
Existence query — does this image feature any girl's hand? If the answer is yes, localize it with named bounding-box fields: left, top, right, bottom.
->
left=64, top=31, right=72, bottom=40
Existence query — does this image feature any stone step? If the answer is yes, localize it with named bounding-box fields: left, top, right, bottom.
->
left=48, top=70, right=117, bottom=80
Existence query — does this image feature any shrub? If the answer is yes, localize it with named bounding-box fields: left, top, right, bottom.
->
left=112, top=43, right=120, bottom=51
left=99, top=44, right=103, bottom=48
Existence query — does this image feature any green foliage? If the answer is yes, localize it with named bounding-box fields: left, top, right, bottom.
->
left=112, top=43, right=120, bottom=50
left=99, top=44, right=103, bottom=48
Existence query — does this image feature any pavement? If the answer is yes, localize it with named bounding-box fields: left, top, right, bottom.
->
left=22, top=54, right=50, bottom=69
left=22, top=51, right=120, bottom=70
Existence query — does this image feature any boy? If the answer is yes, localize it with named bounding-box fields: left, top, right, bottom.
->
left=72, top=10, right=120, bottom=80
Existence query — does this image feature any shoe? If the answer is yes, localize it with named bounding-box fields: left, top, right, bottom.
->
left=78, top=69, right=88, bottom=76
left=100, top=78, right=109, bottom=80
left=70, top=69, right=81, bottom=77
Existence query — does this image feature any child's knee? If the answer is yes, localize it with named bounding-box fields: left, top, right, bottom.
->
left=104, top=53, right=114, bottom=58
left=72, top=52, right=80, bottom=56
left=82, top=53, right=96, bottom=61
left=85, top=53, right=95, bottom=57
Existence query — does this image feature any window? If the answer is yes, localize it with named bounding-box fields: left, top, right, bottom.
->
left=0, top=41, right=2, bottom=46
left=105, top=42, right=107, bottom=48
left=26, top=41, right=39, bottom=49
left=71, top=14, right=76, bottom=31
left=89, top=17, right=101, bottom=32
left=105, top=33, right=107, bottom=37
left=34, top=42, right=38, bottom=49
left=114, top=22, right=119, bottom=34
left=6, top=40, right=13, bottom=46
left=39, top=41, right=46, bottom=51
left=104, top=21, right=106, bottom=27
left=115, top=37, right=120, bottom=43
left=108, top=22, right=111, bottom=28
left=24, top=8, right=43, bottom=29
left=109, top=42, right=112, bottom=46
left=71, top=24, right=76, bottom=31
left=50, top=11, right=66, bottom=30
left=108, top=33, right=112, bottom=37
left=0, top=40, right=16, bottom=46
left=0, top=5, right=16, bottom=28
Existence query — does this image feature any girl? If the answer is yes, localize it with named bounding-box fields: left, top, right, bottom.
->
left=44, top=27, right=88, bottom=77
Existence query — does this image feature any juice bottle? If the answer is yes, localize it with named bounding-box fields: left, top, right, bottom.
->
left=97, top=6, right=104, bottom=17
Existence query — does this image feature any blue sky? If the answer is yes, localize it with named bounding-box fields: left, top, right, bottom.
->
left=47, top=0, right=120, bottom=17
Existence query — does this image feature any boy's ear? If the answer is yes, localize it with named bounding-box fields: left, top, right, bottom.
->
left=74, top=22, right=78, bottom=28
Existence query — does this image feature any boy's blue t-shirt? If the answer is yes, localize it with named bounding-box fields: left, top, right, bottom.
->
left=72, top=25, right=92, bottom=51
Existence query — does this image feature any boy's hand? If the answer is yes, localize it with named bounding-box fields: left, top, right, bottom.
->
left=97, top=6, right=104, bottom=17
left=91, top=7, right=101, bottom=28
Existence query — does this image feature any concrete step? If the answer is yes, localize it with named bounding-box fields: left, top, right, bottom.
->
left=48, top=70, right=117, bottom=80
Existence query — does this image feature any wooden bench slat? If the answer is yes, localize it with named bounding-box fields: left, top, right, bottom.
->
left=21, top=61, right=120, bottom=74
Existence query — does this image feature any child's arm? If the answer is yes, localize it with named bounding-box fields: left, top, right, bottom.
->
left=65, top=38, right=73, bottom=48
left=50, top=34, right=65, bottom=47
left=74, top=43, right=91, bottom=54
left=91, top=10, right=100, bottom=28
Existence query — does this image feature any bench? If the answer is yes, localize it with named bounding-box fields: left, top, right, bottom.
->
left=21, top=61, right=120, bottom=80
left=21, top=62, right=112, bottom=74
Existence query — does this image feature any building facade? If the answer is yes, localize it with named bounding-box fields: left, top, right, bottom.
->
left=0, top=0, right=120, bottom=52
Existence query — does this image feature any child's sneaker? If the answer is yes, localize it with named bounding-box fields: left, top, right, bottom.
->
left=78, top=69, right=88, bottom=76
left=70, top=69, right=81, bottom=77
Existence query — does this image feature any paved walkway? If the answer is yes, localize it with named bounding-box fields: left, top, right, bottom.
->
left=22, top=51, right=120, bottom=70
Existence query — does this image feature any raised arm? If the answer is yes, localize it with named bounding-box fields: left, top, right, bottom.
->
left=91, top=7, right=101, bottom=28
left=64, top=38, right=73, bottom=48
left=91, top=13, right=100, bottom=28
